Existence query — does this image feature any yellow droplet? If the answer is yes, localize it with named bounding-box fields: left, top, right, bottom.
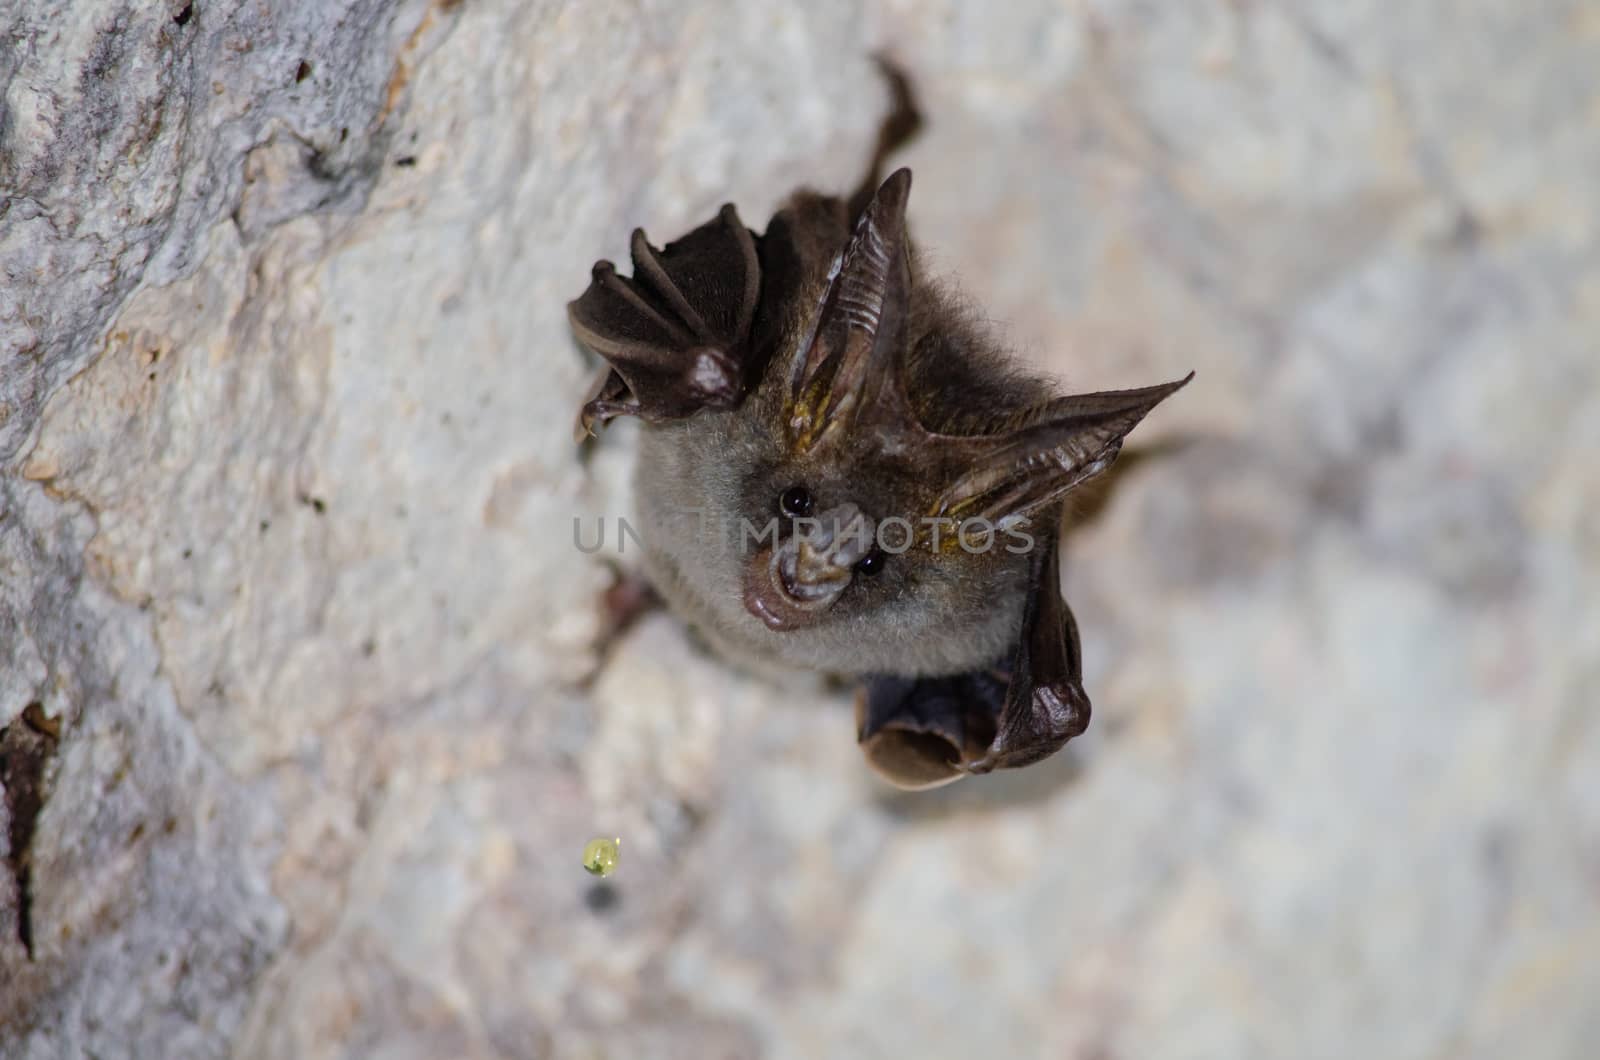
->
left=582, top=836, right=620, bottom=877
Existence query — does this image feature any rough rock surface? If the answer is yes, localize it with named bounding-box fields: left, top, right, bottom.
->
left=2, top=1, right=1597, bottom=1057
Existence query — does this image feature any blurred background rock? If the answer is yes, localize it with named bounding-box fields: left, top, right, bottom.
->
left=2, top=1, right=1596, bottom=1057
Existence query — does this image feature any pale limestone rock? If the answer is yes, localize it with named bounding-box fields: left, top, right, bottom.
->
left=2, top=0, right=1598, bottom=1058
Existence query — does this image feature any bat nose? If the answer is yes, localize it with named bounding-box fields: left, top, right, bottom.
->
left=782, top=502, right=874, bottom=597
left=742, top=503, right=876, bottom=631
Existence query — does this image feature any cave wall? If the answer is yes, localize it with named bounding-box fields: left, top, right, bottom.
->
left=3, top=1, right=1598, bottom=1057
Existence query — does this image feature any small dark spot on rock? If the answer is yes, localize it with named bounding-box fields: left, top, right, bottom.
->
left=339, top=127, right=349, bottom=143
left=173, top=2, right=193, bottom=26
left=584, top=881, right=620, bottom=914
left=21, top=703, right=60, bottom=741
left=148, top=372, right=156, bottom=382
left=128, top=823, right=145, bottom=845
left=313, top=498, right=326, bottom=515
left=259, top=520, right=270, bottom=534
left=361, top=638, right=377, bottom=658
left=305, top=146, right=340, bottom=183
left=163, top=817, right=178, bottom=835
left=394, top=155, right=417, bottom=168
left=2, top=704, right=61, bottom=958
left=182, top=548, right=192, bottom=559
left=295, top=60, right=312, bottom=83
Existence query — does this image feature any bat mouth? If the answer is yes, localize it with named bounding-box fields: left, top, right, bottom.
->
left=742, top=548, right=846, bottom=632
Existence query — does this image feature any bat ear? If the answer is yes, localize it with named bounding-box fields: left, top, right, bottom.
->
left=568, top=205, right=762, bottom=434
left=930, top=373, right=1194, bottom=527
left=786, top=168, right=915, bottom=454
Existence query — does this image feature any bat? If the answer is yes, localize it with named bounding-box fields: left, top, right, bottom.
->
left=568, top=64, right=1190, bottom=789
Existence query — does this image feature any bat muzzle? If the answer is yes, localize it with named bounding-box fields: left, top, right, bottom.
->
left=743, top=503, right=875, bottom=632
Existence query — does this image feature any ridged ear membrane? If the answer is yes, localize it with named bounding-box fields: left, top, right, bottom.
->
left=930, top=373, right=1194, bottom=527
left=786, top=168, right=914, bottom=455
left=568, top=204, right=762, bottom=435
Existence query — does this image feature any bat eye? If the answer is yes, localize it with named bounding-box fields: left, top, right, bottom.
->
left=779, top=485, right=814, bottom=518
left=855, top=549, right=885, bottom=576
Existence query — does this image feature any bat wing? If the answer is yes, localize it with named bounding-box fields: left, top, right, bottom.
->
left=568, top=204, right=763, bottom=436
left=965, top=531, right=1091, bottom=774
left=856, top=533, right=1090, bottom=788
left=856, top=668, right=1009, bottom=790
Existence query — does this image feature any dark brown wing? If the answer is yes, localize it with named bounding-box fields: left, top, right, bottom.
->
left=855, top=533, right=1089, bottom=788
left=856, top=668, right=1006, bottom=790
left=569, top=59, right=924, bottom=440
left=748, top=191, right=851, bottom=366
left=963, top=532, right=1090, bottom=774
left=568, top=204, right=762, bottom=435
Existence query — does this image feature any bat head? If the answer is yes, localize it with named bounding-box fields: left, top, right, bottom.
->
left=729, top=170, right=1190, bottom=650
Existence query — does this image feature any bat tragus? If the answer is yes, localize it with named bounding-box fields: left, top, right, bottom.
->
left=568, top=66, right=1190, bottom=789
